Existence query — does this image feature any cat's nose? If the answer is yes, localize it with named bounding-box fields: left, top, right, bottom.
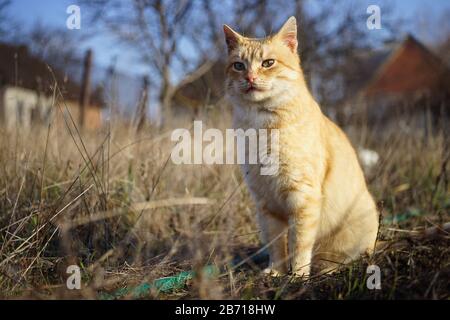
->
left=246, top=74, right=257, bottom=84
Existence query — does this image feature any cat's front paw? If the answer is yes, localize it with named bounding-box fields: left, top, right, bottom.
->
left=262, top=267, right=285, bottom=277
left=291, top=266, right=310, bottom=279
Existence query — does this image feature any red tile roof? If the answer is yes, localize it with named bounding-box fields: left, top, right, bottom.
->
left=362, top=35, right=450, bottom=97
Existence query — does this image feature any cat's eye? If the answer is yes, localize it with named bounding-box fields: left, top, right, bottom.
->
left=233, top=62, right=246, bottom=71
left=262, top=59, right=275, bottom=68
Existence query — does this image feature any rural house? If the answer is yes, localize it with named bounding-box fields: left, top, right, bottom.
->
left=343, top=35, right=450, bottom=127
left=0, top=43, right=103, bottom=131
left=171, top=62, right=226, bottom=117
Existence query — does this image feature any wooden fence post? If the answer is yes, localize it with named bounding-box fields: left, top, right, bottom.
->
left=136, top=75, right=149, bottom=132
left=79, top=49, right=93, bottom=128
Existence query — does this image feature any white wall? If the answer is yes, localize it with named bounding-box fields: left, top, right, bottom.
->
left=0, top=86, right=53, bottom=130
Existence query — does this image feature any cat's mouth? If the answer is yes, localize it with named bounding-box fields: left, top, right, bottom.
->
left=244, top=85, right=264, bottom=94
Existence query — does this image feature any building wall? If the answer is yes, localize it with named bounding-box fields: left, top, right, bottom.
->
left=0, top=86, right=102, bottom=131
left=0, top=86, right=53, bottom=130
left=59, top=101, right=103, bottom=130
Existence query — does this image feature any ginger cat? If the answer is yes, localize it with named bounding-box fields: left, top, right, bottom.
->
left=223, top=17, right=379, bottom=277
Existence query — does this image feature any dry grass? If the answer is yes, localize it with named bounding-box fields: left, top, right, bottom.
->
left=0, top=99, right=448, bottom=300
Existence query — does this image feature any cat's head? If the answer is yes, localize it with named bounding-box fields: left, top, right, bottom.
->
left=223, top=17, right=301, bottom=105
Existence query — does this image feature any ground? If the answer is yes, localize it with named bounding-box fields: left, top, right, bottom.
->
left=0, top=107, right=448, bottom=299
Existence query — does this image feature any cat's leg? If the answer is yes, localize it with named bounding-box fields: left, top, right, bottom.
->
left=287, top=189, right=321, bottom=278
left=258, top=209, right=289, bottom=276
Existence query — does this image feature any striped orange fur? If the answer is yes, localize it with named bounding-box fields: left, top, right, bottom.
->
left=223, top=17, right=379, bottom=277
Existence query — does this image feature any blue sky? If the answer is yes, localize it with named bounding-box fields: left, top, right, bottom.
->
left=7, top=0, right=450, bottom=76
left=8, top=0, right=136, bottom=73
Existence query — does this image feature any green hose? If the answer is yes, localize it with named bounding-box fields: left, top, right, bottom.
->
left=99, top=265, right=219, bottom=300
left=383, top=208, right=423, bottom=224
left=98, top=248, right=270, bottom=299
left=108, top=208, right=434, bottom=298
left=99, top=207, right=424, bottom=299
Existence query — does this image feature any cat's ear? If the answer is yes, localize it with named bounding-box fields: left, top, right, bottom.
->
left=223, top=24, right=242, bottom=53
left=276, top=16, right=298, bottom=53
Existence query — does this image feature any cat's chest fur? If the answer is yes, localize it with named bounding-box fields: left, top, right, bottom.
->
left=232, top=104, right=316, bottom=216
